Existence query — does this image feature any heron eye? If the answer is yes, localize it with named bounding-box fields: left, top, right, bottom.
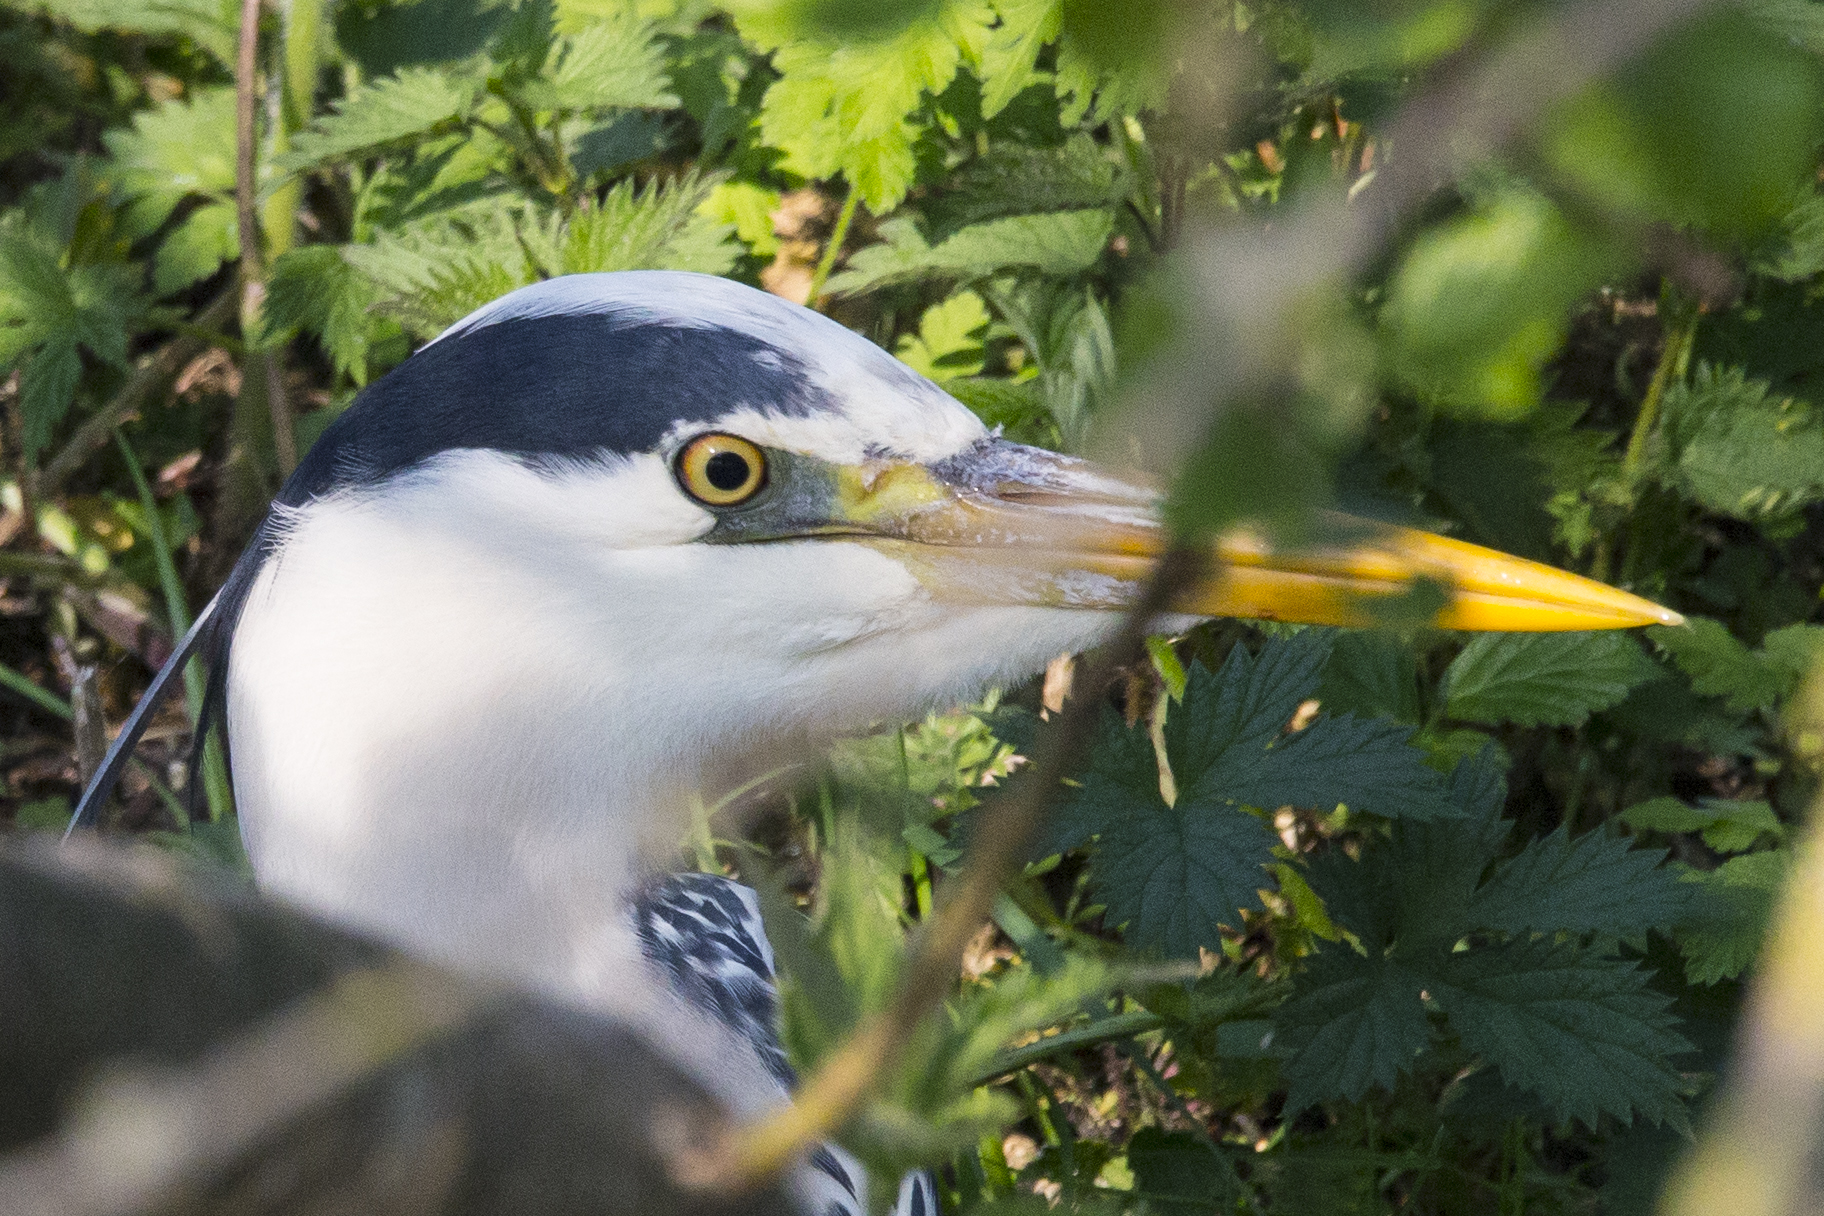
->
left=676, top=433, right=767, bottom=506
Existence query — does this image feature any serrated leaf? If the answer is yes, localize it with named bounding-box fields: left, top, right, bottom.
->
left=1432, top=939, right=1691, bottom=1129
left=263, top=245, right=385, bottom=385
left=1677, top=851, right=1788, bottom=984
left=895, top=290, right=988, bottom=382
left=543, top=13, right=676, bottom=111
left=18, top=334, right=82, bottom=455
left=102, top=86, right=237, bottom=235
left=556, top=174, right=739, bottom=277
left=1274, top=947, right=1433, bottom=1112
left=1648, top=616, right=1789, bottom=713
left=1442, top=631, right=1656, bottom=727
left=742, top=0, right=998, bottom=212
left=1053, top=635, right=1448, bottom=956
left=282, top=68, right=478, bottom=168
left=1465, top=824, right=1689, bottom=937
left=1658, top=363, right=1824, bottom=520
left=825, top=210, right=1112, bottom=296
left=698, top=181, right=781, bottom=257
left=152, top=200, right=236, bottom=296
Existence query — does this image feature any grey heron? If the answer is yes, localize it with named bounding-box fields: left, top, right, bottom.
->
left=70, top=270, right=1678, bottom=1214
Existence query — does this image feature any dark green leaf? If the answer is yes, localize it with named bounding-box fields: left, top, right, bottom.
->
left=1648, top=616, right=1790, bottom=713
left=1465, top=825, right=1689, bottom=938
left=1126, top=1128, right=1241, bottom=1214
left=1442, top=631, right=1656, bottom=727
left=1275, top=946, right=1433, bottom=1112
left=1432, top=939, right=1691, bottom=1129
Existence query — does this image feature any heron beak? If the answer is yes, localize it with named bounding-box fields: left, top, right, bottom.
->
left=831, top=439, right=1680, bottom=631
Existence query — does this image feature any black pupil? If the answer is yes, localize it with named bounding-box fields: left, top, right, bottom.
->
left=704, top=449, right=751, bottom=492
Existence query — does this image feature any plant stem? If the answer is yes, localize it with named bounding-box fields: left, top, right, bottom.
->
left=1622, top=297, right=1698, bottom=490
left=804, top=189, right=860, bottom=310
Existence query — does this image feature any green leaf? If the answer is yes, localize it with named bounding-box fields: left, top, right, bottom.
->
left=264, top=245, right=386, bottom=385
left=1274, top=947, right=1433, bottom=1112
left=1657, top=364, right=1824, bottom=520
left=698, top=181, right=782, bottom=258
left=1543, top=12, right=1824, bottom=242
left=1442, top=631, right=1656, bottom=728
left=1432, top=939, right=1691, bottom=1130
left=1318, top=630, right=1421, bottom=724
left=895, top=289, right=989, bottom=381
left=1465, top=824, right=1689, bottom=938
left=556, top=174, right=739, bottom=276
left=282, top=68, right=479, bottom=168
left=923, top=134, right=1126, bottom=236
left=1677, top=851, right=1788, bottom=984
left=102, top=86, right=238, bottom=234
left=1622, top=797, right=1785, bottom=854
left=542, top=13, right=677, bottom=111
left=18, top=334, right=82, bottom=455
left=152, top=200, right=237, bottom=296
left=6, top=0, right=238, bottom=62
left=825, top=210, right=1112, bottom=296
left=1648, top=616, right=1789, bottom=713
left=741, top=0, right=999, bottom=212
left=1053, top=634, right=1449, bottom=956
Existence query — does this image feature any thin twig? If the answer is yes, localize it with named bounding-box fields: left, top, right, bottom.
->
left=701, top=549, right=1205, bottom=1190
left=234, top=0, right=296, bottom=480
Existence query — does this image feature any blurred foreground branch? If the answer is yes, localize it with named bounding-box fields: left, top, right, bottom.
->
left=1115, top=0, right=1723, bottom=465
left=0, top=840, right=790, bottom=1216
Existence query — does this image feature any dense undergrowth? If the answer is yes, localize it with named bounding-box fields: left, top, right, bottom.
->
left=6, top=0, right=1824, bottom=1211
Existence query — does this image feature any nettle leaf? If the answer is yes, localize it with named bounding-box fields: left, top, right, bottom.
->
left=1676, top=850, right=1788, bottom=984
left=1657, top=363, right=1824, bottom=520
left=895, top=290, right=989, bottom=381
left=1046, top=703, right=1280, bottom=958
left=1432, top=940, right=1692, bottom=1130
left=344, top=201, right=534, bottom=338
left=1053, top=633, right=1449, bottom=956
left=282, top=67, right=479, bottom=168
left=1274, top=947, right=1433, bottom=1113
left=0, top=213, right=140, bottom=455
left=1465, top=824, right=1689, bottom=938
left=1442, top=631, right=1656, bottom=727
left=742, top=0, right=998, bottom=211
left=825, top=210, right=1112, bottom=296
left=1318, top=629, right=1421, bottom=723
left=263, top=246, right=386, bottom=385
left=8, top=0, right=238, bottom=62
left=542, top=13, right=676, bottom=111
left=1648, top=616, right=1789, bottom=713
left=555, top=174, right=739, bottom=277
left=102, top=86, right=237, bottom=235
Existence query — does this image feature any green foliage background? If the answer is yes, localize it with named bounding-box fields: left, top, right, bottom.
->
left=5, top=0, right=1824, bottom=1211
